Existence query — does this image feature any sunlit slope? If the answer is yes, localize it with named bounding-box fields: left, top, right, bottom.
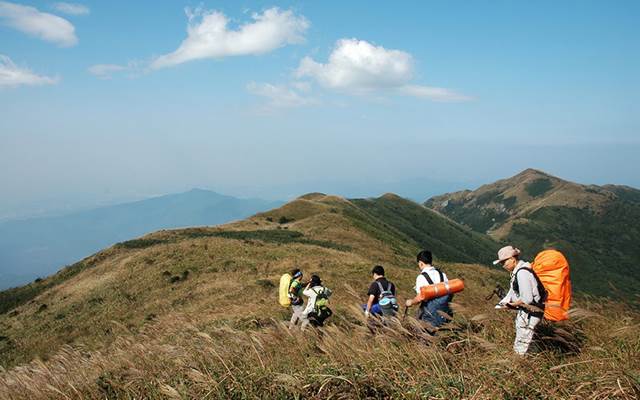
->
left=0, top=193, right=638, bottom=399
left=425, top=169, right=640, bottom=298
left=0, top=193, right=500, bottom=367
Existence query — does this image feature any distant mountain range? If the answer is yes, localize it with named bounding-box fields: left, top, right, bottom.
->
left=0, top=189, right=282, bottom=290
left=0, top=176, right=637, bottom=399
left=425, top=169, right=640, bottom=298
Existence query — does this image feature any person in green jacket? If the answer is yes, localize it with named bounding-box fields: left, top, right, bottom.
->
left=288, top=268, right=305, bottom=329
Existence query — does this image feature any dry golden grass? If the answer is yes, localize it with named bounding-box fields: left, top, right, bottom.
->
left=0, top=194, right=638, bottom=399
left=0, top=289, right=638, bottom=399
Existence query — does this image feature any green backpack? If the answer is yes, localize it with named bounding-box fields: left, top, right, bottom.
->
left=310, top=287, right=333, bottom=326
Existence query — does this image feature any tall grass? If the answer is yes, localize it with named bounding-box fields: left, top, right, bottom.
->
left=1, top=291, right=637, bottom=399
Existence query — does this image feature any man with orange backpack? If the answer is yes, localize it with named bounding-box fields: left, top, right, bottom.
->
left=493, top=246, right=547, bottom=355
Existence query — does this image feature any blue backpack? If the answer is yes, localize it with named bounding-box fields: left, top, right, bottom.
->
left=376, top=281, right=399, bottom=316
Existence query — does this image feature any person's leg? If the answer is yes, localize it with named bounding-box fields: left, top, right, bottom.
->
left=300, top=315, right=310, bottom=330
left=420, top=300, right=437, bottom=326
left=514, top=311, right=540, bottom=355
left=432, top=296, right=452, bottom=327
left=289, top=304, right=304, bottom=329
left=371, top=303, right=383, bottom=315
left=422, top=298, right=449, bottom=327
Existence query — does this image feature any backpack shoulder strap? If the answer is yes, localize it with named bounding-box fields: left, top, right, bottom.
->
left=513, top=267, right=546, bottom=311
left=513, top=267, right=542, bottom=293
left=376, top=280, right=384, bottom=294
left=421, top=272, right=434, bottom=285
left=437, top=269, right=445, bottom=283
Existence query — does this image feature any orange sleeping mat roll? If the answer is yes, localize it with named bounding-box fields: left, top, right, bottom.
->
left=419, top=279, right=464, bottom=301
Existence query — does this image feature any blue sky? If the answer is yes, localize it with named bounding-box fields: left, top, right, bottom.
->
left=1, top=0, right=639, bottom=217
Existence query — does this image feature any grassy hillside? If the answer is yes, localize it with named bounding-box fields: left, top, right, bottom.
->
left=0, top=193, right=638, bottom=399
left=349, top=194, right=499, bottom=264
left=425, top=169, right=640, bottom=298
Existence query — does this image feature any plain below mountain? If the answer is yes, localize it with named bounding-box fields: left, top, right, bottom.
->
left=0, top=189, right=282, bottom=290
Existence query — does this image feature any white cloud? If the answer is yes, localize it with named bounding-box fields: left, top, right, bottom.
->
left=296, top=38, right=471, bottom=101
left=247, top=82, right=316, bottom=109
left=88, top=64, right=128, bottom=79
left=297, top=39, right=413, bottom=92
left=151, top=7, right=309, bottom=69
left=52, top=2, right=89, bottom=16
left=0, top=54, right=58, bottom=87
left=0, top=1, right=77, bottom=46
left=399, top=85, right=472, bottom=102
left=291, top=81, right=312, bottom=93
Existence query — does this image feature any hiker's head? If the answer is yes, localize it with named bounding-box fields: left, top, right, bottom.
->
left=291, top=268, right=303, bottom=281
left=310, top=274, right=322, bottom=287
left=416, top=250, right=433, bottom=269
left=371, top=265, right=385, bottom=279
left=493, top=246, right=521, bottom=271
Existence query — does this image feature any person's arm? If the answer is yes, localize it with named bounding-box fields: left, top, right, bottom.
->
left=302, top=289, right=316, bottom=315
left=406, top=276, right=424, bottom=307
left=497, top=286, right=514, bottom=307
left=289, top=281, right=298, bottom=295
left=509, top=271, right=534, bottom=307
left=365, top=294, right=375, bottom=316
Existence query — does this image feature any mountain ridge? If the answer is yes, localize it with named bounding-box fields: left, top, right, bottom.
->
left=0, top=192, right=501, bottom=367
left=0, top=188, right=638, bottom=399
left=424, top=169, right=640, bottom=297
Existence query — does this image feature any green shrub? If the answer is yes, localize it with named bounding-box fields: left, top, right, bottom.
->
left=278, top=216, right=295, bottom=224
left=115, top=239, right=168, bottom=249
left=526, top=178, right=553, bottom=197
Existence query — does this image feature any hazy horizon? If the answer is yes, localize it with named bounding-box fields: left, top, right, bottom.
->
left=2, top=1, right=639, bottom=220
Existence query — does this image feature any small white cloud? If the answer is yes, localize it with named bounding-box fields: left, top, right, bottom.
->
left=151, top=7, right=309, bottom=69
left=296, top=38, right=471, bottom=101
left=0, top=54, right=58, bottom=87
left=87, top=61, right=143, bottom=79
left=52, top=2, right=89, bottom=16
left=291, top=81, right=312, bottom=93
left=0, top=1, right=77, bottom=46
left=247, top=81, right=316, bottom=109
left=88, top=64, right=127, bottom=79
left=399, top=85, right=473, bottom=102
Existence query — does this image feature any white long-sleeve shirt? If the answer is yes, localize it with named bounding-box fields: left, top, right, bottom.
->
left=415, top=265, right=448, bottom=295
left=500, top=260, right=542, bottom=306
left=302, top=285, right=332, bottom=316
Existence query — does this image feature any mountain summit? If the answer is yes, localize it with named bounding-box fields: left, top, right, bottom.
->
left=0, top=190, right=637, bottom=399
left=425, top=169, right=640, bottom=297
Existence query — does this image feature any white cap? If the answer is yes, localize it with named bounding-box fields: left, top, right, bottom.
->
left=493, top=246, right=521, bottom=265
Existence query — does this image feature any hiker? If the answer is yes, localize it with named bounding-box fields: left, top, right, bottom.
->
left=405, top=250, right=453, bottom=327
left=301, top=274, right=332, bottom=329
left=493, top=246, right=545, bottom=355
left=363, top=265, right=398, bottom=317
left=288, top=268, right=305, bottom=329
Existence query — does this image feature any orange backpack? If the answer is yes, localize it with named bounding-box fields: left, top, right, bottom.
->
left=531, top=250, right=572, bottom=321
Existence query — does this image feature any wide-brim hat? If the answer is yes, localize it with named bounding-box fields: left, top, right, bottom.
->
left=493, top=246, right=521, bottom=265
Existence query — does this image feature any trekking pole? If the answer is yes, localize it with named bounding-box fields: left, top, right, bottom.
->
left=403, top=306, right=409, bottom=321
